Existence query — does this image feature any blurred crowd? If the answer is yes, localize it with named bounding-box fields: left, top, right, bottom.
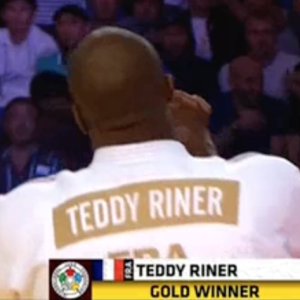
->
left=0, top=0, right=300, bottom=193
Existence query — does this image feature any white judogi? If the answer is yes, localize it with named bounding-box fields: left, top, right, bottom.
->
left=0, top=141, right=300, bottom=299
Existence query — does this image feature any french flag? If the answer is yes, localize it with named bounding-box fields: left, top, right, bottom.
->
left=93, top=259, right=125, bottom=281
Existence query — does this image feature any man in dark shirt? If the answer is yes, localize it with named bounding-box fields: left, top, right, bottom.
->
left=30, top=72, right=93, bottom=170
left=210, top=56, right=287, bottom=158
left=0, top=98, right=64, bottom=193
left=89, top=0, right=123, bottom=27
left=120, top=0, right=163, bottom=42
left=158, top=14, right=218, bottom=102
left=37, top=4, right=91, bottom=76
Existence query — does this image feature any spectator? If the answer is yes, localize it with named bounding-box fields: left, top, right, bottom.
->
left=219, top=12, right=300, bottom=100
left=30, top=72, right=92, bottom=170
left=0, top=97, right=64, bottom=193
left=0, top=0, right=58, bottom=110
left=211, top=56, right=287, bottom=158
left=120, top=0, right=163, bottom=43
left=35, top=0, right=86, bottom=29
left=188, top=0, right=247, bottom=67
left=37, top=4, right=91, bottom=76
left=89, top=0, right=122, bottom=27
left=158, top=14, right=218, bottom=101
left=224, top=0, right=300, bottom=55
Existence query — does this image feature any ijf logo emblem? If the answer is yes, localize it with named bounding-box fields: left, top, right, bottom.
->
left=51, top=261, right=90, bottom=299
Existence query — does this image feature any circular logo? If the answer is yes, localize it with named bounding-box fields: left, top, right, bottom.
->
left=51, top=262, right=90, bottom=299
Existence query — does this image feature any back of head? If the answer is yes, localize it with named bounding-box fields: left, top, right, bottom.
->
left=229, top=56, right=263, bottom=107
left=69, top=27, right=169, bottom=134
left=229, top=56, right=262, bottom=81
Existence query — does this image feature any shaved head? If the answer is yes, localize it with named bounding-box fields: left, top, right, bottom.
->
left=229, top=56, right=262, bottom=81
left=229, top=56, right=263, bottom=106
left=69, top=27, right=170, bottom=138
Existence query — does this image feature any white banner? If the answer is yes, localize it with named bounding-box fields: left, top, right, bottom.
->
left=130, top=260, right=300, bottom=281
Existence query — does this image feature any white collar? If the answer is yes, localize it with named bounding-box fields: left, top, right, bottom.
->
left=0, top=25, right=35, bottom=46
left=91, top=140, right=189, bottom=165
left=192, top=16, right=207, bottom=22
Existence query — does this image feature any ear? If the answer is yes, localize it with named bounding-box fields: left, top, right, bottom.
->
left=72, top=104, right=88, bottom=135
left=164, top=74, right=174, bottom=103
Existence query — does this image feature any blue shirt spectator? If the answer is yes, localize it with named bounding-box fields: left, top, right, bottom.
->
left=30, top=72, right=93, bottom=170
left=210, top=92, right=288, bottom=157
left=211, top=93, right=287, bottom=136
left=0, top=147, right=63, bottom=193
left=211, top=55, right=287, bottom=158
left=37, top=53, right=68, bottom=76
left=37, top=4, right=91, bottom=76
left=0, top=97, right=64, bottom=193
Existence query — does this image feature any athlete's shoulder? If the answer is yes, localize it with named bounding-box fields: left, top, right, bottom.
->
left=230, top=152, right=298, bottom=170
left=192, top=155, right=225, bottom=164
left=192, top=153, right=298, bottom=175
left=27, top=174, right=58, bottom=184
left=0, top=169, right=75, bottom=247
left=229, top=153, right=300, bottom=186
left=0, top=174, right=58, bottom=223
left=5, top=173, right=58, bottom=199
left=0, top=169, right=73, bottom=211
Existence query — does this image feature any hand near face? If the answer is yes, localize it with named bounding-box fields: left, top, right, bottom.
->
left=168, top=90, right=217, bottom=156
left=235, top=109, right=266, bottom=131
